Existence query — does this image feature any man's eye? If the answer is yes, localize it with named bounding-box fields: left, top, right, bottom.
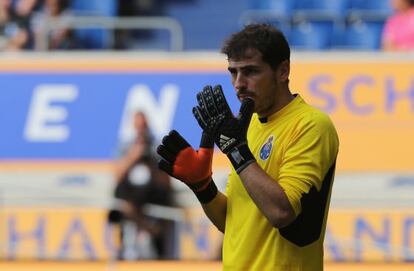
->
left=245, top=69, right=257, bottom=76
left=229, top=71, right=237, bottom=78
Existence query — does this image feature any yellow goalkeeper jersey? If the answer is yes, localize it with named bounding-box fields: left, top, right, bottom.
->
left=222, top=95, right=339, bottom=271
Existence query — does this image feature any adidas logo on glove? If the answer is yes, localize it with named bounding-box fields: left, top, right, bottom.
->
left=219, top=134, right=236, bottom=151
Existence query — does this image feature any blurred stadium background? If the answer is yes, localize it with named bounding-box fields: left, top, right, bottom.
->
left=1, top=0, right=414, bottom=270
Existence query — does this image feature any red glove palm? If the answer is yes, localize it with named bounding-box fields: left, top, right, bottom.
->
left=156, top=130, right=214, bottom=191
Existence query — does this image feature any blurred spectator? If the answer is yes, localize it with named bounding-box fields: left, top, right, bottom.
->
left=31, top=0, right=78, bottom=50
left=15, top=0, right=38, bottom=16
left=382, top=0, right=414, bottom=51
left=110, top=111, right=174, bottom=260
left=114, top=0, right=162, bottom=49
left=0, top=0, right=38, bottom=50
left=118, top=0, right=159, bottom=16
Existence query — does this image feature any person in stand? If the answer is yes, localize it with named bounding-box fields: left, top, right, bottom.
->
left=382, top=0, right=414, bottom=51
left=31, top=0, right=78, bottom=50
left=111, top=111, right=173, bottom=260
left=157, top=23, right=339, bottom=270
left=0, top=0, right=38, bottom=50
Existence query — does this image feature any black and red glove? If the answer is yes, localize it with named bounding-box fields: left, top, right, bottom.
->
left=193, top=85, right=256, bottom=174
left=156, top=130, right=217, bottom=203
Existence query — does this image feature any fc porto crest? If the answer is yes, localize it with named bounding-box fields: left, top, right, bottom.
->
left=259, top=135, right=274, bottom=160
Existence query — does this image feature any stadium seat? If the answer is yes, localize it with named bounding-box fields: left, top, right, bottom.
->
left=289, top=19, right=336, bottom=50
left=294, top=0, right=349, bottom=18
left=342, top=19, right=384, bottom=49
left=248, top=0, right=295, bottom=14
left=72, top=29, right=111, bottom=50
left=350, top=0, right=391, bottom=13
left=366, top=0, right=392, bottom=12
left=239, top=0, right=295, bottom=30
left=291, top=0, right=348, bottom=50
left=69, top=0, right=118, bottom=49
left=348, top=0, right=392, bottom=20
left=70, top=0, right=118, bottom=16
left=342, top=0, right=389, bottom=50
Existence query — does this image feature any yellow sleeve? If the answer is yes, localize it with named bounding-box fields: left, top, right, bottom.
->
left=278, top=113, right=339, bottom=216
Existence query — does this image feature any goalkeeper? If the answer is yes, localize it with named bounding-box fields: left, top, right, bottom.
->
left=157, top=23, right=339, bottom=270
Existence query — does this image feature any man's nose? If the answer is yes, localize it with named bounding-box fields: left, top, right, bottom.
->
left=234, top=73, right=247, bottom=90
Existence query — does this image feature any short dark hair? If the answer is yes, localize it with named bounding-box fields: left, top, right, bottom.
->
left=221, top=23, right=290, bottom=70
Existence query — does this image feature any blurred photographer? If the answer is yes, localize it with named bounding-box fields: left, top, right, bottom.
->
left=110, top=111, right=173, bottom=260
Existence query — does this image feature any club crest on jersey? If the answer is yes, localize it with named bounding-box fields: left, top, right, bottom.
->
left=259, top=135, right=274, bottom=160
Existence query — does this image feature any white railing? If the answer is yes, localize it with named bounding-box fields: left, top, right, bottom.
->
left=37, top=16, right=184, bottom=51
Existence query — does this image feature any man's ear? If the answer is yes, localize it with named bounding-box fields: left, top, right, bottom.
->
left=278, top=60, right=290, bottom=82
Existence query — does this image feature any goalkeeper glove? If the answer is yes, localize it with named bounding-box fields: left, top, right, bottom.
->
left=156, top=130, right=217, bottom=203
left=193, top=85, right=256, bottom=173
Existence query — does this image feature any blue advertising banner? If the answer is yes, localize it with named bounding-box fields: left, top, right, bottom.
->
left=1, top=55, right=414, bottom=171
left=0, top=72, right=238, bottom=159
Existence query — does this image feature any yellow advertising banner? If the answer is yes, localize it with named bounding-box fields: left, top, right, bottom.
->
left=0, top=207, right=223, bottom=261
left=325, top=208, right=414, bottom=262
left=0, top=208, right=115, bottom=260
left=290, top=60, right=414, bottom=172
left=214, top=59, right=414, bottom=172
left=1, top=207, right=414, bottom=262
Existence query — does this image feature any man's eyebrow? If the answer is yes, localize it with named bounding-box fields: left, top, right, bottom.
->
left=227, top=65, right=259, bottom=71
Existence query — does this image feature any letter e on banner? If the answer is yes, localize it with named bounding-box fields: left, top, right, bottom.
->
left=24, top=84, right=79, bottom=142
